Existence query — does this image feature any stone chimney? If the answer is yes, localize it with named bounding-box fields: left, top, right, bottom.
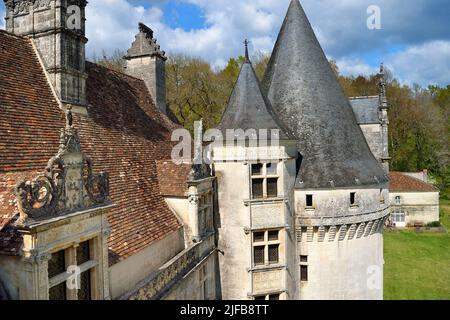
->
left=124, top=23, right=167, bottom=114
left=4, top=0, right=88, bottom=111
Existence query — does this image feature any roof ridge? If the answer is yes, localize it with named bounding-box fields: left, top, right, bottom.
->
left=0, top=29, right=27, bottom=40
left=86, top=61, right=143, bottom=81
left=390, top=172, right=439, bottom=191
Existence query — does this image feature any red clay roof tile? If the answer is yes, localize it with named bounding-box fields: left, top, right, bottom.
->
left=0, top=30, right=183, bottom=264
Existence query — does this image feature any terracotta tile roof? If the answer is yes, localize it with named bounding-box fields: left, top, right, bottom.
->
left=156, top=161, right=191, bottom=197
left=0, top=30, right=183, bottom=264
left=389, top=172, right=439, bottom=193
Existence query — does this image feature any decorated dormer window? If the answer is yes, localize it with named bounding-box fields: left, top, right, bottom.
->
left=12, top=106, right=112, bottom=300
left=251, top=163, right=279, bottom=199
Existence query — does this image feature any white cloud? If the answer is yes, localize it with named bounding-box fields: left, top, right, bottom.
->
left=85, top=0, right=290, bottom=68
left=386, top=41, right=450, bottom=87
left=335, top=58, right=378, bottom=77
left=0, top=0, right=448, bottom=85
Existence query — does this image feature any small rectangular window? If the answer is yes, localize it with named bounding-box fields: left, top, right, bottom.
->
left=251, top=163, right=263, bottom=175
left=300, top=265, right=308, bottom=281
left=395, top=196, right=401, bottom=205
left=77, top=241, right=90, bottom=265
left=254, top=295, right=266, bottom=300
left=268, top=294, right=280, bottom=300
left=78, top=270, right=91, bottom=300
left=350, top=192, right=356, bottom=205
left=306, top=194, right=313, bottom=207
left=300, top=255, right=308, bottom=263
left=48, top=250, right=65, bottom=278
left=268, top=230, right=279, bottom=241
left=267, top=178, right=278, bottom=198
left=252, top=178, right=264, bottom=199
left=254, top=246, right=265, bottom=266
left=253, top=232, right=265, bottom=242
left=268, top=244, right=279, bottom=264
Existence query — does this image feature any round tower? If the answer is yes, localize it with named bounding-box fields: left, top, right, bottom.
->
left=261, top=0, right=390, bottom=299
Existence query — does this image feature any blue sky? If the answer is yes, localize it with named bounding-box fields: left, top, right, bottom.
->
left=1, top=0, right=449, bottom=87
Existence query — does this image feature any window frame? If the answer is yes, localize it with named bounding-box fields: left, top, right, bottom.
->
left=250, top=162, right=280, bottom=200
left=252, top=229, right=281, bottom=267
left=47, top=238, right=98, bottom=300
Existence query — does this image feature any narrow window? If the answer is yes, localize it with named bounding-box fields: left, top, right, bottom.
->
left=253, top=246, right=265, bottom=266
left=268, top=244, right=279, bottom=264
left=300, top=255, right=308, bottom=263
left=306, top=194, right=313, bottom=207
left=300, top=265, right=308, bottom=281
left=350, top=192, right=356, bottom=205
left=267, top=178, right=278, bottom=198
left=395, top=196, right=401, bottom=205
left=78, top=270, right=91, bottom=300
left=77, top=241, right=90, bottom=265
left=48, top=250, right=65, bottom=278
left=252, top=178, right=264, bottom=199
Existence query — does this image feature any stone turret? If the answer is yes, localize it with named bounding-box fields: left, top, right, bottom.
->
left=124, top=23, right=168, bottom=115
left=262, top=0, right=388, bottom=189
left=4, top=0, right=88, bottom=111
left=378, top=63, right=390, bottom=172
left=262, top=0, right=389, bottom=300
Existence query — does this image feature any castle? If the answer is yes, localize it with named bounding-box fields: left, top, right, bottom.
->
left=0, top=0, right=390, bottom=300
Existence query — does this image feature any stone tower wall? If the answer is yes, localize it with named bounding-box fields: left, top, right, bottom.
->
left=4, top=0, right=88, bottom=107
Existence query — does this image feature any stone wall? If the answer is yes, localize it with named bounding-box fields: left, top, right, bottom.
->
left=389, top=191, right=440, bottom=225
left=109, top=228, right=185, bottom=299
left=213, top=143, right=298, bottom=299
left=125, top=233, right=218, bottom=300
left=5, top=0, right=88, bottom=107
left=295, top=187, right=389, bottom=300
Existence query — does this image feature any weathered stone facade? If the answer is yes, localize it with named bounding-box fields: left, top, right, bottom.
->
left=4, top=0, right=88, bottom=109
left=124, top=23, right=167, bottom=115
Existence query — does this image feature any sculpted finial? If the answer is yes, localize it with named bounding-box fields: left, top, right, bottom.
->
left=244, top=39, right=250, bottom=63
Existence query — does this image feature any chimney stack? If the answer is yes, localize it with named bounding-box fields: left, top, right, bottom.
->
left=4, top=0, right=88, bottom=112
left=124, top=23, right=167, bottom=115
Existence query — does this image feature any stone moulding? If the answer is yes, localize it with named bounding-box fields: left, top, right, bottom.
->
left=126, top=234, right=216, bottom=300
left=296, top=216, right=389, bottom=243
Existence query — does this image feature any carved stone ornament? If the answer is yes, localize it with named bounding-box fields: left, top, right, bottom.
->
left=188, top=163, right=211, bottom=181
left=15, top=106, right=110, bottom=225
left=5, top=0, right=51, bottom=16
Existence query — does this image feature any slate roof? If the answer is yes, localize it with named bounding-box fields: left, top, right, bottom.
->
left=0, top=30, right=183, bottom=264
left=389, top=172, right=439, bottom=193
left=349, top=96, right=380, bottom=124
left=219, top=57, right=294, bottom=140
left=261, top=0, right=388, bottom=189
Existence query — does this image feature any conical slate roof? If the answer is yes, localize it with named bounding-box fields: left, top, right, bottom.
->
left=219, top=47, right=294, bottom=141
left=262, top=0, right=388, bottom=189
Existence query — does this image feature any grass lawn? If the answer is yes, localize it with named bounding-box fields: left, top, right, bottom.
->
left=384, top=196, right=450, bottom=300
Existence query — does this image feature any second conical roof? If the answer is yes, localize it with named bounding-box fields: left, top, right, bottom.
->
left=219, top=58, right=293, bottom=141
left=262, top=0, right=388, bottom=189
